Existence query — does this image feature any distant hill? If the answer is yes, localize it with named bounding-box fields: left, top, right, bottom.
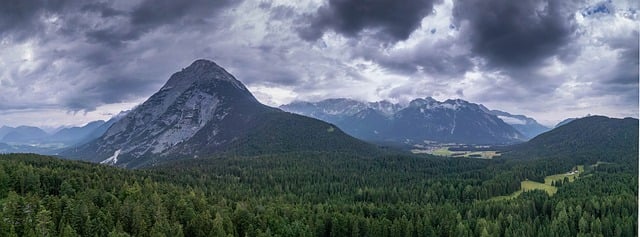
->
left=0, top=126, right=49, bottom=143
left=554, top=118, right=577, bottom=128
left=76, top=111, right=128, bottom=146
left=45, top=120, right=106, bottom=145
left=0, top=112, right=126, bottom=154
left=506, top=116, right=638, bottom=164
left=62, top=59, right=376, bottom=168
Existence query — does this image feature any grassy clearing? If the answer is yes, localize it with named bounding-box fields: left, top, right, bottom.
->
left=417, top=147, right=499, bottom=159
left=490, top=180, right=557, bottom=201
left=431, top=148, right=452, bottom=156
left=544, top=165, right=584, bottom=185
left=452, top=151, right=500, bottom=159
left=490, top=165, right=585, bottom=201
left=592, top=161, right=614, bottom=167
left=521, top=180, right=557, bottom=195
left=489, top=190, right=522, bottom=201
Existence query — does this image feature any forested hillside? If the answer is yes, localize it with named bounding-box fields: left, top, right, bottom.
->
left=507, top=116, right=638, bottom=164
left=0, top=152, right=636, bottom=237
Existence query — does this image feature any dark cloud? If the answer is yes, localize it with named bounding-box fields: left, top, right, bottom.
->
left=62, top=74, right=157, bottom=111
left=0, top=0, right=244, bottom=112
left=0, top=0, right=77, bottom=41
left=359, top=39, right=473, bottom=76
left=80, top=2, right=125, bottom=18
left=606, top=30, right=639, bottom=85
left=0, top=0, right=242, bottom=46
left=299, top=0, right=440, bottom=43
left=453, top=0, right=578, bottom=69
left=596, top=30, right=639, bottom=108
left=0, top=0, right=637, bottom=127
left=85, top=27, right=140, bottom=47
left=130, top=0, right=236, bottom=28
left=85, top=0, right=241, bottom=46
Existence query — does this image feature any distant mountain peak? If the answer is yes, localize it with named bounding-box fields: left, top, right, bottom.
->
left=486, top=109, right=550, bottom=139
left=407, top=97, right=477, bottom=111
left=190, top=58, right=219, bottom=67
left=282, top=97, right=525, bottom=144
left=408, top=97, right=437, bottom=107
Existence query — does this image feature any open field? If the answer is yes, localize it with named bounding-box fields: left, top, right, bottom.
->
left=522, top=180, right=557, bottom=195
left=412, top=146, right=500, bottom=159
left=591, top=161, right=614, bottom=167
left=451, top=150, right=500, bottom=159
left=490, top=165, right=585, bottom=201
left=431, top=147, right=452, bottom=156
left=544, top=165, right=584, bottom=185
left=489, top=190, right=523, bottom=201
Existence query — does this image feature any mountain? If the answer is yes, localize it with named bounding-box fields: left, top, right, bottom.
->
left=281, top=97, right=525, bottom=145
left=0, top=126, right=49, bottom=143
left=0, top=126, right=14, bottom=139
left=281, top=98, right=400, bottom=141
left=486, top=109, right=550, bottom=139
left=77, top=111, right=129, bottom=145
left=554, top=118, right=577, bottom=128
left=507, top=116, right=638, bottom=164
left=0, top=112, right=127, bottom=154
left=62, top=59, right=375, bottom=168
left=392, top=98, right=524, bottom=144
left=45, top=120, right=106, bottom=145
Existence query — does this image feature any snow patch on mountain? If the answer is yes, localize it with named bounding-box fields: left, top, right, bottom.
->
left=498, top=115, right=527, bottom=125
left=100, top=149, right=121, bottom=165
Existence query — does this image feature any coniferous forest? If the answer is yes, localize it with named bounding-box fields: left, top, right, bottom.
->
left=0, top=0, right=637, bottom=236
left=0, top=148, right=636, bottom=237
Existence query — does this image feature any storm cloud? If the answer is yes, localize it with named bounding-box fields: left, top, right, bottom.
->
left=82, top=0, right=241, bottom=47
left=0, top=0, right=637, bottom=128
left=298, top=0, right=441, bottom=42
left=452, top=0, right=578, bottom=70
left=0, top=0, right=77, bottom=41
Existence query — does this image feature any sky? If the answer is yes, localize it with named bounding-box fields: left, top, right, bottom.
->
left=0, top=0, right=637, bottom=128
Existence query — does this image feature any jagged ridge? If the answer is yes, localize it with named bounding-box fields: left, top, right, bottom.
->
left=281, top=97, right=525, bottom=144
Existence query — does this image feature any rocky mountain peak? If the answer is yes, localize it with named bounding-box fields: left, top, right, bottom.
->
left=63, top=60, right=373, bottom=168
left=409, top=97, right=437, bottom=108
left=161, top=59, right=248, bottom=93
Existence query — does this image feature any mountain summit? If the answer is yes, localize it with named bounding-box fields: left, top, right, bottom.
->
left=62, top=59, right=374, bottom=168
left=281, top=97, right=525, bottom=145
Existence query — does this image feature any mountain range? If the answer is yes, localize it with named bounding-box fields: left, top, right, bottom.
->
left=62, top=59, right=375, bottom=168
left=0, top=112, right=127, bottom=154
left=2, top=59, right=633, bottom=172
left=0, top=125, right=49, bottom=143
left=281, top=97, right=550, bottom=145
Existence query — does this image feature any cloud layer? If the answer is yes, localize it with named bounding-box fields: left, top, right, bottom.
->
left=0, top=0, right=637, bottom=127
left=298, top=0, right=440, bottom=42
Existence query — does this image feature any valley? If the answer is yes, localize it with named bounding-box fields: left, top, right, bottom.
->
left=0, top=60, right=636, bottom=237
left=411, top=144, right=502, bottom=159
left=0, top=0, right=637, bottom=235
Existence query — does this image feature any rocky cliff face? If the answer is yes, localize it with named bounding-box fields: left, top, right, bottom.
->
left=63, top=60, right=375, bottom=168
